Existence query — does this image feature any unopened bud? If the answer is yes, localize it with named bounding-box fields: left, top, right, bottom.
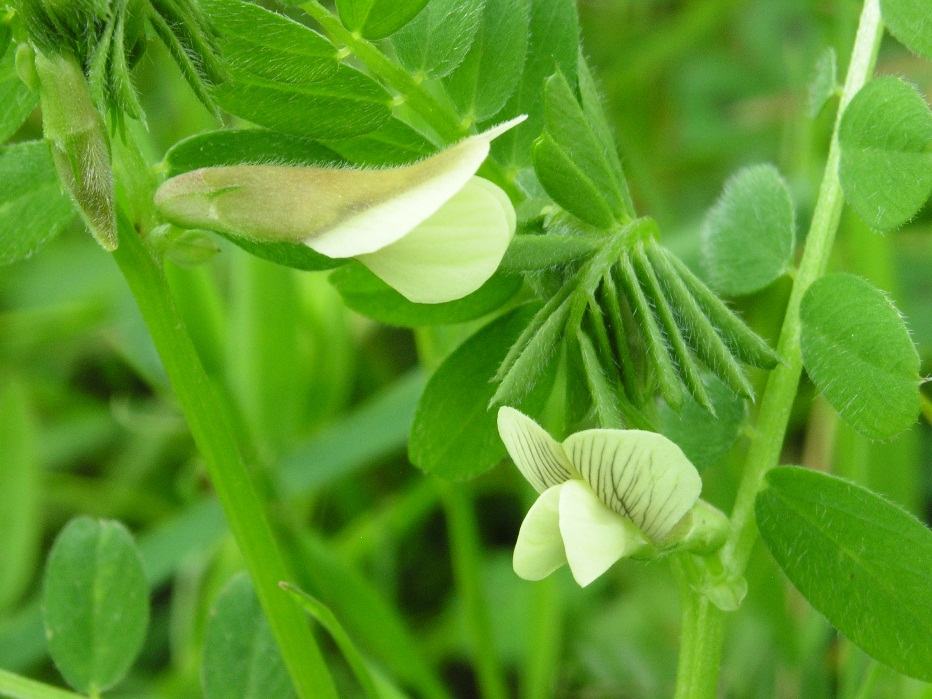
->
left=33, top=50, right=116, bottom=250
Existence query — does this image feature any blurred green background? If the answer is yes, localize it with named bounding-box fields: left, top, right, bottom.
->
left=1, top=0, right=930, bottom=697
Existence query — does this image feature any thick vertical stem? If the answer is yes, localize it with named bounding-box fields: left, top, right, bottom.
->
left=672, top=3, right=884, bottom=696
left=723, top=0, right=883, bottom=576
left=110, top=216, right=338, bottom=699
left=672, top=577, right=725, bottom=699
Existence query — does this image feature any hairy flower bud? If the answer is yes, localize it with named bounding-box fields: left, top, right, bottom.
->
left=33, top=50, right=116, bottom=250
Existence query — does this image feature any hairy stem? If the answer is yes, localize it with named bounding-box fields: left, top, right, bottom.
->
left=299, top=0, right=518, bottom=197
left=671, top=2, right=883, bottom=697
left=300, top=0, right=465, bottom=143
left=111, top=216, right=338, bottom=699
left=724, top=0, right=883, bottom=575
left=671, top=558, right=726, bottom=699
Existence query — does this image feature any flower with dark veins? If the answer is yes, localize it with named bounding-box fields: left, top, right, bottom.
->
left=499, top=407, right=727, bottom=587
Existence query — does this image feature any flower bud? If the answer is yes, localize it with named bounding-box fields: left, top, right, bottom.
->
left=33, top=50, right=116, bottom=250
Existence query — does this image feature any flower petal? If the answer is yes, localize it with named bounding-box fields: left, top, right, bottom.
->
left=562, top=429, right=701, bottom=542
left=355, top=177, right=514, bottom=303
left=305, top=116, right=526, bottom=258
left=513, top=484, right=567, bottom=581
left=154, top=116, right=526, bottom=258
left=497, top=407, right=577, bottom=494
left=558, top=480, right=648, bottom=587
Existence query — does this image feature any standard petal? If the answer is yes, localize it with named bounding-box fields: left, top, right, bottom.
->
left=305, top=116, right=526, bottom=258
left=562, top=429, right=701, bottom=542
left=558, top=480, right=648, bottom=587
left=497, top=407, right=577, bottom=494
left=513, top=484, right=567, bottom=581
left=356, top=177, right=514, bottom=303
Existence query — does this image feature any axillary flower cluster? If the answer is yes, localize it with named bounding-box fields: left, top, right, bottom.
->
left=155, top=117, right=526, bottom=304
left=498, top=407, right=729, bottom=587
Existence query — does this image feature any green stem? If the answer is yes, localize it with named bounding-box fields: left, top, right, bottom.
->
left=299, top=1, right=465, bottom=143
left=671, top=560, right=725, bottom=699
left=671, top=2, right=883, bottom=696
left=298, top=0, right=518, bottom=198
left=110, top=215, right=338, bottom=699
left=0, top=670, right=86, bottom=699
left=724, top=0, right=883, bottom=576
left=438, top=481, right=510, bottom=699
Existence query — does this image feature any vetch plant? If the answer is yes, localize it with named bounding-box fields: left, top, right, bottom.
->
left=0, top=0, right=930, bottom=698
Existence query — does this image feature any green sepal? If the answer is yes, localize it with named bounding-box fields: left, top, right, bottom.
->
left=664, top=250, right=780, bottom=369
left=615, top=254, right=684, bottom=410
left=633, top=245, right=713, bottom=411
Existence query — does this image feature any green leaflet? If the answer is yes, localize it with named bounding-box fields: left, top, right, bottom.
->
left=392, top=0, right=483, bottom=79
left=335, top=0, right=430, bottom=39
left=148, top=0, right=227, bottom=115
left=204, top=0, right=391, bottom=139
left=410, top=303, right=555, bottom=480
left=756, top=467, right=932, bottom=682
left=576, top=54, right=635, bottom=216
left=701, top=164, right=796, bottom=296
left=0, top=141, right=76, bottom=265
left=838, top=77, right=932, bottom=232
left=489, top=0, right=578, bottom=170
left=330, top=262, right=522, bottom=327
left=0, top=47, right=39, bottom=144
left=324, top=119, right=436, bottom=166
left=534, top=131, right=615, bottom=229
left=880, top=0, right=932, bottom=61
left=43, top=518, right=149, bottom=694
left=533, top=70, right=632, bottom=228
left=800, top=273, right=920, bottom=440
left=442, top=0, right=529, bottom=122
left=202, top=575, right=296, bottom=699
